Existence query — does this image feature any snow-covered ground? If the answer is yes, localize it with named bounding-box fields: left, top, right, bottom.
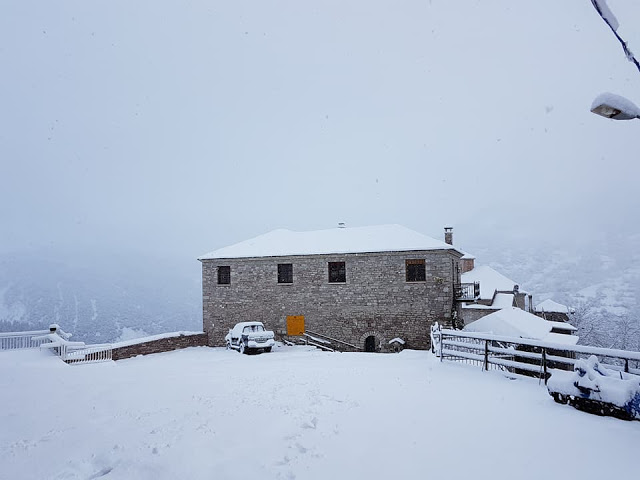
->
left=1, top=346, right=638, bottom=480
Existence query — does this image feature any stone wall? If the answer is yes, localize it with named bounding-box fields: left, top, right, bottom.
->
left=112, top=333, right=208, bottom=360
left=534, top=311, right=571, bottom=323
left=201, top=250, right=462, bottom=351
left=461, top=307, right=500, bottom=326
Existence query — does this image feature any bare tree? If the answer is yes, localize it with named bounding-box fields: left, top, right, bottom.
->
left=571, top=298, right=609, bottom=348
left=612, top=314, right=640, bottom=351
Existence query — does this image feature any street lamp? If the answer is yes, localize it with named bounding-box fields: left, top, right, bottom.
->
left=589, top=1, right=640, bottom=121
left=591, top=92, right=640, bottom=120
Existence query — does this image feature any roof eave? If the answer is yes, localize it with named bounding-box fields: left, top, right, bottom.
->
left=198, top=247, right=464, bottom=261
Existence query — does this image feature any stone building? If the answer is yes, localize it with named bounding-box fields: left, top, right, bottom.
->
left=199, top=224, right=464, bottom=352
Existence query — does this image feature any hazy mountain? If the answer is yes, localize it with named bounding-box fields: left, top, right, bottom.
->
left=0, top=248, right=201, bottom=343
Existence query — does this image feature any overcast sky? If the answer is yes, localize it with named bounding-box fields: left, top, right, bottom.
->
left=1, top=1, right=639, bottom=263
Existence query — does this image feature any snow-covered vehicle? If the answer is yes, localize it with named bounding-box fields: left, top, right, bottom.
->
left=547, top=355, right=640, bottom=421
left=225, top=321, right=275, bottom=354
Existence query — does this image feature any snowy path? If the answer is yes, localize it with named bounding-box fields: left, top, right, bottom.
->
left=1, top=346, right=638, bottom=479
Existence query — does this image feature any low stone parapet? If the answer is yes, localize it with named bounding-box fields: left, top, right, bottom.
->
left=112, top=332, right=208, bottom=360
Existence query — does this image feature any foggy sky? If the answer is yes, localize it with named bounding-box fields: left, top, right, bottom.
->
left=1, top=1, right=639, bottom=263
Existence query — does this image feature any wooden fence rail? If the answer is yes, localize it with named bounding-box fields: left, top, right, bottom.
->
left=430, top=323, right=640, bottom=384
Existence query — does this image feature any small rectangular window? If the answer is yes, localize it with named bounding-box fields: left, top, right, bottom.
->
left=328, top=261, right=346, bottom=283
left=278, top=263, right=293, bottom=284
left=217, top=266, right=231, bottom=285
left=406, top=259, right=426, bottom=282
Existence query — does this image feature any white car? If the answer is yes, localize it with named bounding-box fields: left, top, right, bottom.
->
left=225, top=321, right=275, bottom=354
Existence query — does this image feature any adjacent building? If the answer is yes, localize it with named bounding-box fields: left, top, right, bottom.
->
left=463, top=307, right=578, bottom=344
left=459, top=265, right=529, bottom=325
left=534, top=299, right=574, bottom=324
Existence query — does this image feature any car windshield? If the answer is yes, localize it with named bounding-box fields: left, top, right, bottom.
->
left=243, top=325, right=264, bottom=333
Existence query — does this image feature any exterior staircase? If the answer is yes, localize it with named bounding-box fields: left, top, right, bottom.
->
left=282, top=330, right=361, bottom=353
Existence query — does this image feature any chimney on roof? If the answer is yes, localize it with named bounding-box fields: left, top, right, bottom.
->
left=444, top=227, right=453, bottom=245
left=461, top=256, right=475, bottom=274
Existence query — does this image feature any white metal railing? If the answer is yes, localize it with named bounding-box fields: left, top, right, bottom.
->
left=2, top=327, right=113, bottom=365
left=62, top=344, right=113, bottom=364
left=32, top=331, right=113, bottom=365
left=454, top=282, right=480, bottom=301
left=0, top=330, right=50, bottom=350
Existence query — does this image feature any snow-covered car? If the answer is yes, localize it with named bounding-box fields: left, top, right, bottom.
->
left=547, top=355, right=640, bottom=421
left=225, top=321, right=275, bottom=354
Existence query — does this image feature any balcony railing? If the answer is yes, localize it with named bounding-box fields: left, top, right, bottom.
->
left=0, top=330, right=50, bottom=350
left=454, top=282, right=479, bottom=301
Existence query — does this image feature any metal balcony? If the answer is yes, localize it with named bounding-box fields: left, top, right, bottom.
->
left=454, top=282, right=480, bottom=301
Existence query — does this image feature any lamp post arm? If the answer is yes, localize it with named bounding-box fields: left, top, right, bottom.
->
left=590, top=0, right=640, bottom=75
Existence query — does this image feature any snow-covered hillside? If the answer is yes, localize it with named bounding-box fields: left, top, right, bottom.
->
left=462, top=226, right=640, bottom=350
left=0, top=249, right=201, bottom=343
left=1, top=346, right=638, bottom=480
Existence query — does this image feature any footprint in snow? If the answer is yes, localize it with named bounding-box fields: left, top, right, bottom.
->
left=301, top=417, right=317, bottom=429
left=276, top=470, right=296, bottom=480
left=88, top=466, right=113, bottom=479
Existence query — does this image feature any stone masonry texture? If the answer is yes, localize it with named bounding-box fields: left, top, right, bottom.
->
left=111, top=333, right=208, bottom=360
left=201, top=250, right=462, bottom=351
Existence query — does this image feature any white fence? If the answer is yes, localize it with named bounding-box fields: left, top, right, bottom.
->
left=1, top=327, right=113, bottom=365
left=430, top=323, right=640, bottom=384
left=62, top=344, right=113, bottom=364
left=0, top=330, right=51, bottom=350
left=34, top=332, right=113, bottom=366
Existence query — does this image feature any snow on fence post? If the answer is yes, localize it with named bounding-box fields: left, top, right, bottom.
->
left=483, top=340, right=489, bottom=371
left=430, top=322, right=443, bottom=359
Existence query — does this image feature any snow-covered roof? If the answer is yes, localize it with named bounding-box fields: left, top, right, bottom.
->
left=462, top=304, right=498, bottom=310
left=463, top=307, right=578, bottom=345
left=461, top=265, right=525, bottom=300
left=535, top=299, right=570, bottom=314
left=549, top=321, right=578, bottom=332
left=460, top=252, right=476, bottom=260
left=492, top=293, right=515, bottom=309
left=199, top=224, right=462, bottom=260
